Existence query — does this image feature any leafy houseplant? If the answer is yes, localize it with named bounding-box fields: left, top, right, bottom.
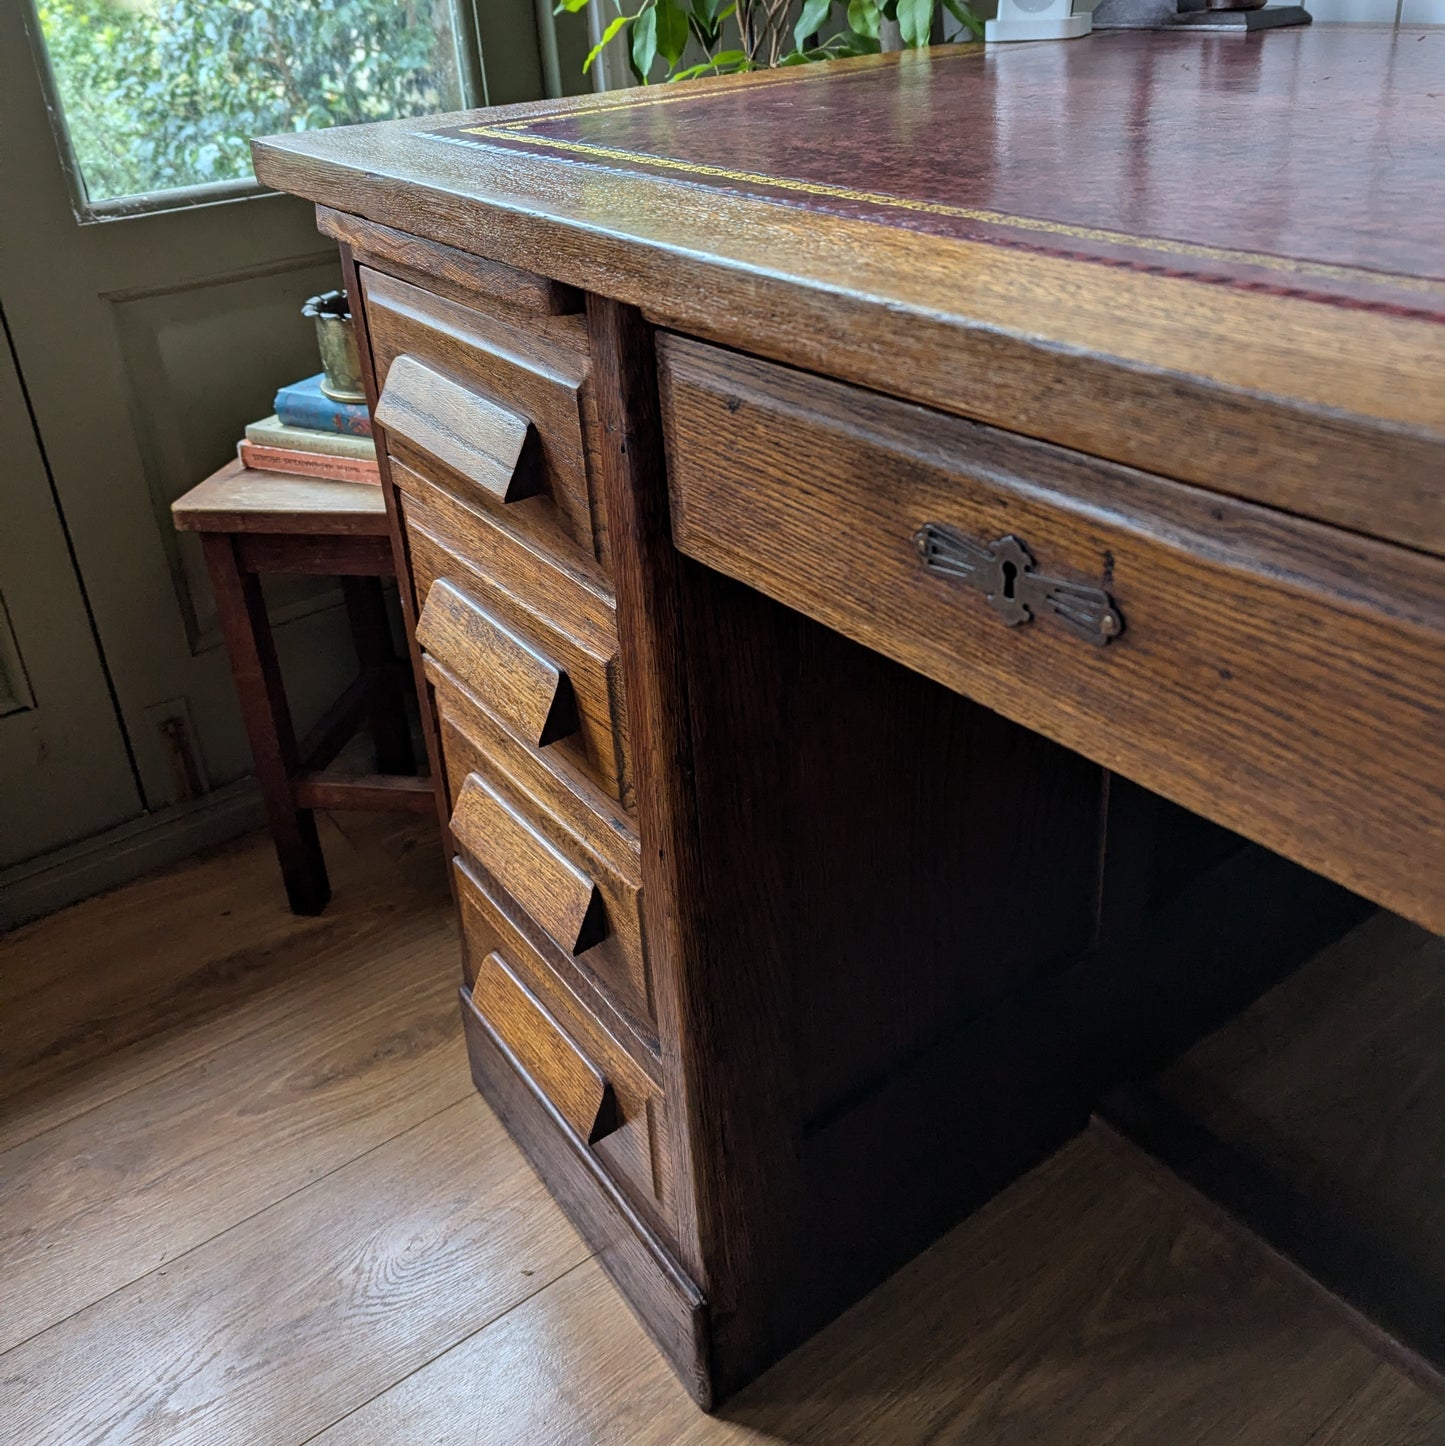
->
left=558, top=0, right=983, bottom=84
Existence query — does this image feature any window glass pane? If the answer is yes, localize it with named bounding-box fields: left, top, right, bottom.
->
left=34, top=0, right=466, bottom=205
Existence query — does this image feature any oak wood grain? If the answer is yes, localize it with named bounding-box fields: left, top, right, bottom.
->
left=361, top=266, right=610, bottom=568
left=660, top=337, right=1445, bottom=933
left=453, top=773, right=606, bottom=956
left=430, top=662, right=654, bottom=1051
left=317, top=204, right=582, bottom=315
left=0, top=1098, right=590, bottom=1446
left=415, top=575, right=579, bottom=748
left=458, top=978, right=709, bottom=1403
left=0, top=895, right=468, bottom=1354
left=407, top=501, right=633, bottom=805
left=471, top=949, right=614, bottom=1142
left=336, top=242, right=460, bottom=920
left=253, top=40, right=1445, bottom=556
left=170, top=460, right=387, bottom=535
left=391, top=448, right=613, bottom=609
left=374, top=354, right=542, bottom=504
left=454, top=858, right=672, bottom=1227
left=448, top=741, right=652, bottom=1035
left=428, top=656, right=638, bottom=873
left=314, top=1129, right=1445, bottom=1445
left=581, top=296, right=709, bottom=1305
left=0, top=815, right=445, bottom=1154
left=256, top=98, right=1445, bottom=1415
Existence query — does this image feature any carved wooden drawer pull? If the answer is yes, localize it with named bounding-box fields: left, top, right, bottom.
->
left=471, top=951, right=619, bottom=1143
left=916, top=524, right=1123, bottom=646
left=376, top=354, right=542, bottom=503
left=416, top=578, right=579, bottom=747
left=451, top=774, right=609, bottom=955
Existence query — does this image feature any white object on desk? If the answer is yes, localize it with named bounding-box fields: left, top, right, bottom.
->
left=985, top=0, right=1093, bottom=40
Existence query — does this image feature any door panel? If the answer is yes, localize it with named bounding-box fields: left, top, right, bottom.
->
left=0, top=314, right=140, bottom=868
left=113, top=255, right=359, bottom=797
left=0, top=0, right=555, bottom=881
left=0, top=2, right=365, bottom=820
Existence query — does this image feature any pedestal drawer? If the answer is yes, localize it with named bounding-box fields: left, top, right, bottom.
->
left=405, top=481, right=632, bottom=808
left=658, top=334, right=1445, bottom=932
left=454, top=858, right=675, bottom=1235
left=362, top=266, right=608, bottom=572
left=449, top=763, right=653, bottom=1044
left=429, top=649, right=635, bottom=851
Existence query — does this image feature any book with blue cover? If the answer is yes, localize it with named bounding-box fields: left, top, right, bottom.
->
left=274, top=373, right=372, bottom=435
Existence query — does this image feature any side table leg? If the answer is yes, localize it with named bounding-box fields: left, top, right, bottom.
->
left=342, top=575, right=416, bottom=776
left=202, top=533, right=330, bottom=915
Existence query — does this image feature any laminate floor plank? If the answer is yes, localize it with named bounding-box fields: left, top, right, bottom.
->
left=1305, top=1369, right=1445, bottom=1446
left=314, top=1130, right=1445, bottom=1445
left=0, top=814, right=446, bottom=1151
left=0, top=900, right=467, bottom=1354
left=1152, top=912, right=1445, bottom=1326
left=5, top=820, right=1440, bottom=1445
left=0, top=1097, right=591, bottom=1446
left=312, top=1260, right=692, bottom=1446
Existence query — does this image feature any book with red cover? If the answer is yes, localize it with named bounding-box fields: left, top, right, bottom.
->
left=237, top=440, right=381, bottom=485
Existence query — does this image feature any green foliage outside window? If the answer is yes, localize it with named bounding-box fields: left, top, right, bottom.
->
left=35, top=0, right=461, bottom=203
left=561, top=0, right=982, bottom=82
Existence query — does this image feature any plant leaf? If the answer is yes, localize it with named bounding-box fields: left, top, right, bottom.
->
left=793, top=0, right=832, bottom=49
left=940, top=0, right=984, bottom=34
left=554, top=0, right=591, bottom=13
left=846, top=0, right=881, bottom=39
left=670, top=46, right=749, bottom=78
left=897, top=0, right=931, bottom=45
left=655, top=0, right=690, bottom=65
left=583, top=10, right=632, bottom=73
left=631, top=4, right=658, bottom=78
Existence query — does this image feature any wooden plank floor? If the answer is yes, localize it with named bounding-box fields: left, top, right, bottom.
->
left=2, top=816, right=1440, bottom=1444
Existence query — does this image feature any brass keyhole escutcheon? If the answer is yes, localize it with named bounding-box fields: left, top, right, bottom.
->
left=914, top=524, right=1123, bottom=647
left=1000, top=558, right=1019, bottom=601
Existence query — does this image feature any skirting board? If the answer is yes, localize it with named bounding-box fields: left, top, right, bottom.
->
left=0, top=777, right=265, bottom=932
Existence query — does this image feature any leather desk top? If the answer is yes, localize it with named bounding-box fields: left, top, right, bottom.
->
left=435, top=29, right=1445, bottom=323
left=254, top=29, right=1445, bottom=553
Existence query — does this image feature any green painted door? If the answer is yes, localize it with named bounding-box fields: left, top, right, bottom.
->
left=0, top=0, right=553, bottom=888
left=0, top=311, right=140, bottom=869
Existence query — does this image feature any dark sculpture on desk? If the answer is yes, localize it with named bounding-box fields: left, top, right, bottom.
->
left=1092, top=0, right=1311, bottom=29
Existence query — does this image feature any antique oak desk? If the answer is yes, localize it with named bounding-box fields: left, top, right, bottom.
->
left=255, top=29, right=1444, bottom=1408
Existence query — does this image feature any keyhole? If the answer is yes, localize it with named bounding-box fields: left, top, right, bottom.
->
left=1000, top=559, right=1018, bottom=600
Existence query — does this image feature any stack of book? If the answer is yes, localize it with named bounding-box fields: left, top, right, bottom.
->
left=238, top=373, right=380, bottom=485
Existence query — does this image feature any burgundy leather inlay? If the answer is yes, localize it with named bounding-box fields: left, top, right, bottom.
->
left=430, top=30, right=1445, bottom=321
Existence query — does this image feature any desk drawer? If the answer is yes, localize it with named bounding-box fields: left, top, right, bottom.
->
left=659, top=335, right=1445, bottom=931
left=362, top=267, right=608, bottom=572
left=405, top=481, right=632, bottom=807
left=455, top=858, right=675, bottom=1232
left=449, top=759, right=653, bottom=1044
left=429, top=655, right=637, bottom=874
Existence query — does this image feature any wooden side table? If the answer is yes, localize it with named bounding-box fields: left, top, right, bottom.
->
left=173, top=459, right=434, bottom=914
